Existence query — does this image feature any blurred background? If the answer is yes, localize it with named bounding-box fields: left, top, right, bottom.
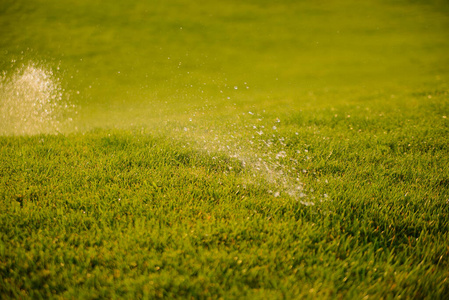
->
left=1, top=0, right=448, bottom=132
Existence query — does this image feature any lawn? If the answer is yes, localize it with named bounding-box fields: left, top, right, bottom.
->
left=1, top=0, right=449, bottom=298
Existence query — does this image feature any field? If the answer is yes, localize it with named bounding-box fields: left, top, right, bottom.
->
left=1, top=0, right=449, bottom=298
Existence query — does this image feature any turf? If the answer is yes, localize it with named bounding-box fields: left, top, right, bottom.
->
left=1, top=0, right=449, bottom=298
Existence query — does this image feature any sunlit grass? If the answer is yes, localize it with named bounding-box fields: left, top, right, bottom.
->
left=1, top=0, right=449, bottom=298
left=1, top=89, right=448, bottom=298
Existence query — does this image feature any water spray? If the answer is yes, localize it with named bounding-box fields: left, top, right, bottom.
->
left=0, top=61, right=76, bottom=136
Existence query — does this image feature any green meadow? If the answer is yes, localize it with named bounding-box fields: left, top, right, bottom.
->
left=1, top=0, right=449, bottom=298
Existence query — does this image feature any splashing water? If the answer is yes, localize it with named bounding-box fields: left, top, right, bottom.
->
left=0, top=62, right=76, bottom=135
left=178, top=108, right=329, bottom=205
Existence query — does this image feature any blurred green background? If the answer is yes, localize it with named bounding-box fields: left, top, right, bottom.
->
left=1, top=0, right=448, bottom=129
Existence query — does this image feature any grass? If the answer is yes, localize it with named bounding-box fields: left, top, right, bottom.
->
left=1, top=0, right=449, bottom=298
left=1, top=92, right=448, bottom=298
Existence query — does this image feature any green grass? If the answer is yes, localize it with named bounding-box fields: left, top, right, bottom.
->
left=1, top=0, right=449, bottom=298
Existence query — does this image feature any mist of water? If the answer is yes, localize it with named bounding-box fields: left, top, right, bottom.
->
left=177, top=109, right=329, bottom=205
left=0, top=58, right=326, bottom=204
left=0, top=61, right=76, bottom=136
